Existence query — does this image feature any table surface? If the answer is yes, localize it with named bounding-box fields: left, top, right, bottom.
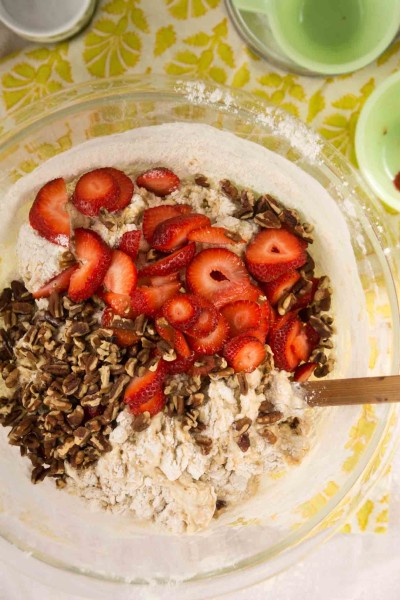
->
left=1, top=2, right=400, bottom=598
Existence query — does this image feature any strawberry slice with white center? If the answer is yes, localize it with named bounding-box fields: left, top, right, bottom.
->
left=152, top=214, right=211, bottom=253
left=142, top=204, right=192, bottom=244
left=130, top=389, right=166, bottom=417
left=292, top=322, right=320, bottom=361
left=162, top=293, right=201, bottom=332
left=186, top=248, right=253, bottom=309
left=262, top=270, right=301, bottom=306
left=68, top=228, right=112, bottom=303
left=130, top=281, right=181, bottom=316
left=29, top=178, right=70, bottom=247
left=72, top=168, right=121, bottom=217
left=246, top=300, right=272, bottom=344
left=293, top=362, right=317, bottom=382
left=155, top=317, right=191, bottom=358
left=33, top=265, right=78, bottom=299
left=138, top=243, right=196, bottom=278
left=101, top=307, right=139, bottom=348
left=187, top=313, right=229, bottom=355
left=124, top=359, right=167, bottom=407
left=221, top=300, right=261, bottom=338
left=223, top=334, right=266, bottom=373
left=268, top=311, right=308, bottom=372
left=103, top=250, right=137, bottom=296
left=101, top=291, right=137, bottom=319
left=184, top=296, right=219, bottom=337
left=187, top=226, right=244, bottom=245
left=118, top=230, right=141, bottom=260
left=245, top=229, right=307, bottom=283
left=102, top=167, right=134, bottom=211
left=136, top=167, right=180, bottom=197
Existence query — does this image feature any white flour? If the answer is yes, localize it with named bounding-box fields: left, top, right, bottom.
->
left=66, top=369, right=311, bottom=533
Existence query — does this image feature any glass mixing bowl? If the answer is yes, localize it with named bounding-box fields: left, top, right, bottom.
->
left=0, top=75, right=399, bottom=599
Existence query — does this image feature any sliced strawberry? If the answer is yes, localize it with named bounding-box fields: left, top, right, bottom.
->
left=124, top=359, right=167, bottom=407
left=186, top=248, right=252, bottom=309
left=142, top=204, right=192, bottom=244
left=33, top=265, right=78, bottom=299
left=292, top=323, right=320, bottom=362
left=246, top=302, right=271, bottom=344
left=130, top=281, right=181, bottom=317
left=130, top=389, right=166, bottom=417
left=136, top=167, right=180, bottom=197
left=103, top=167, right=134, bottom=211
left=185, top=296, right=219, bottom=337
left=187, top=313, right=229, bottom=355
left=155, top=317, right=191, bottom=358
left=162, top=293, right=201, bottom=332
left=101, top=291, right=137, bottom=319
left=221, top=301, right=261, bottom=338
left=68, top=229, right=112, bottom=303
left=152, top=214, right=211, bottom=253
left=72, top=168, right=120, bottom=216
left=101, top=307, right=139, bottom=347
left=138, top=243, right=196, bottom=278
left=137, top=273, right=180, bottom=287
left=294, top=278, right=319, bottom=309
left=293, top=362, right=317, bottom=382
left=188, top=226, right=244, bottom=245
left=245, top=229, right=307, bottom=283
left=167, top=353, right=197, bottom=375
left=29, top=178, right=70, bottom=247
left=223, top=334, right=266, bottom=373
left=268, top=311, right=303, bottom=372
left=103, top=250, right=137, bottom=296
left=118, top=230, right=141, bottom=260
left=262, top=270, right=301, bottom=306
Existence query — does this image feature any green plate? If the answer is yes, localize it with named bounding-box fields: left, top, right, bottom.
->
left=356, top=70, right=400, bottom=211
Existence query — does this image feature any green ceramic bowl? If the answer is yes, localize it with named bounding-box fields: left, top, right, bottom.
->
left=356, top=70, right=400, bottom=212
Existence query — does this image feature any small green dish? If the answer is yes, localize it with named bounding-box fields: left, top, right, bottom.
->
left=355, top=70, right=400, bottom=212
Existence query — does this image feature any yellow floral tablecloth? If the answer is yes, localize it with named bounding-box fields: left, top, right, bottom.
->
left=0, top=0, right=399, bottom=536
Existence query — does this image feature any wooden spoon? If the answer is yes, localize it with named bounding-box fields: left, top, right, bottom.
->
left=300, top=375, right=400, bottom=407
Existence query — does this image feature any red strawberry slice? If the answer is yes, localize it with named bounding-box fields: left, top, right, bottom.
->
left=136, top=167, right=180, bottom=197
left=246, top=302, right=271, bottom=344
left=130, top=389, right=166, bottom=417
left=155, top=318, right=191, bottom=358
left=138, top=243, right=196, bottom=278
left=223, top=334, right=266, bottom=373
left=167, top=353, right=197, bottom=375
left=188, top=226, right=244, bottom=245
left=137, top=273, right=180, bottom=288
left=162, top=293, right=201, bottom=332
left=152, top=214, right=211, bottom=253
left=101, top=291, right=137, bottom=319
left=103, top=250, right=137, bottom=296
left=130, top=281, right=181, bottom=316
left=33, top=265, right=78, bottom=299
left=245, top=229, right=307, bottom=283
left=72, top=168, right=120, bottom=216
left=124, top=360, right=167, bottom=407
left=221, top=301, right=261, bottom=338
left=142, top=204, right=192, bottom=244
left=294, top=277, right=319, bottom=309
left=186, top=248, right=252, bottom=309
left=118, top=230, right=141, bottom=260
left=68, top=228, right=112, bottom=303
left=185, top=296, right=219, bottom=337
left=29, top=178, right=70, bottom=247
left=292, top=323, right=320, bottom=362
left=103, top=167, right=134, bottom=211
left=268, top=311, right=306, bottom=372
left=262, top=270, right=301, bottom=306
left=188, top=313, right=229, bottom=355
left=293, top=362, right=317, bottom=382
left=101, top=307, right=139, bottom=347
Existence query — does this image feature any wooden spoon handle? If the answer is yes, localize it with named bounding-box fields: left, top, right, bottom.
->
left=301, top=375, right=400, bottom=407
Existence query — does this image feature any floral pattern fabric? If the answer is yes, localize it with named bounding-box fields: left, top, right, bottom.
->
left=0, top=0, right=399, bottom=534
